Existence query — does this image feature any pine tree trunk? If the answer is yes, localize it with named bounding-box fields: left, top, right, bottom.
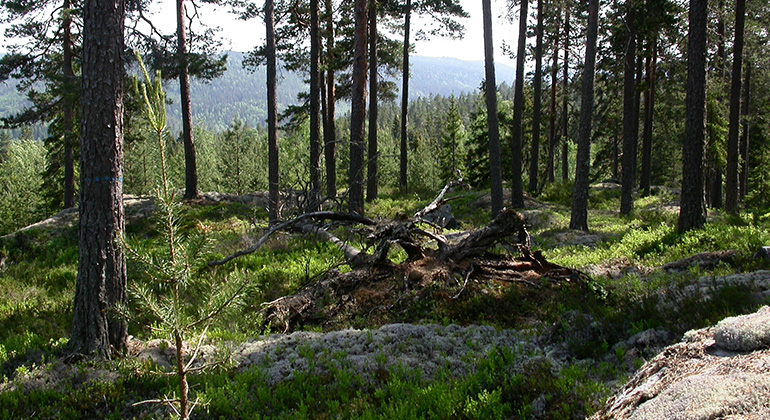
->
left=309, top=0, right=322, bottom=210
left=546, top=7, right=560, bottom=184
left=569, top=0, right=598, bottom=232
left=177, top=0, right=198, bottom=199
left=62, top=0, right=76, bottom=209
left=399, top=0, right=411, bottom=192
left=511, top=0, right=528, bottom=208
left=266, top=0, right=279, bottom=221
left=725, top=0, right=745, bottom=214
left=174, top=331, right=190, bottom=420
left=366, top=0, right=379, bottom=202
left=709, top=0, right=727, bottom=209
left=561, top=6, right=570, bottom=182
left=640, top=39, right=657, bottom=197
left=482, top=0, right=503, bottom=217
left=620, top=1, right=637, bottom=215
left=678, top=0, right=708, bottom=233
left=529, top=0, right=544, bottom=193
left=324, top=0, right=337, bottom=198
left=739, top=63, right=751, bottom=198
left=349, top=0, right=368, bottom=214
left=69, top=0, right=127, bottom=358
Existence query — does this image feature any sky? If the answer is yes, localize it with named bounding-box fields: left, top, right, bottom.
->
left=0, top=0, right=519, bottom=65
left=146, top=0, right=519, bottom=66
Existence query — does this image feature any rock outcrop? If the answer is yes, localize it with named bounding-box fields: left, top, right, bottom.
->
left=591, top=306, right=770, bottom=420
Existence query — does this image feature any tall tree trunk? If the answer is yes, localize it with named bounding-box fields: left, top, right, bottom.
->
left=547, top=6, right=560, bottom=184
left=511, top=0, right=528, bottom=208
left=725, top=0, right=745, bottom=214
left=177, top=0, right=198, bottom=199
left=561, top=6, right=570, bottom=181
left=324, top=0, right=337, bottom=198
left=482, top=0, right=503, bottom=217
left=62, top=0, right=76, bottom=209
left=569, top=0, right=598, bottom=231
left=529, top=0, right=544, bottom=192
left=69, top=0, right=127, bottom=358
left=633, top=53, right=642, bottom=180
left=367, top=0, right=379, bottom=202
left=349, top=0, right=368, bottom=214
left=678, top=0, right=708, bottom=233
left=620, top=1, right=637, bottom=215
left=739, top=63, right=751, bottom=198
left=399, top=0, right=411, bottom=192
left=640, top=38, right=657, bottom=197
left=309, top=0, right=322, bottom=210
left=612, top=135, right=619, bottom=179
left=710, top=0, right=726, bottom=209
left=266, top=0, right=279, bottom=221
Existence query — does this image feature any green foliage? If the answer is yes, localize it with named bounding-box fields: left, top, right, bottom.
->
left=438, top=96, right=466, bottom=183
left=464, top=97, right=513, bottom=188
left=0, top=139, right=48, bottom=235
left=217, top=117, right=266, bottom=194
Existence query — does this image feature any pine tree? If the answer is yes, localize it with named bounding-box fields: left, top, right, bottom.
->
left=439, top=96, right=466, bottom=183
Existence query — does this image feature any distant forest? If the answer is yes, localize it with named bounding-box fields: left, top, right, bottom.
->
left=0, top=53, right=515, bottom=135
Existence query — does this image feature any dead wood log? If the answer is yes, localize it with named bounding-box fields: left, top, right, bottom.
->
left=439, top=208, right=531, bottom=262
left=413, top=180, right=465, bottom=221
left=209, top=211, right=375, bottom=266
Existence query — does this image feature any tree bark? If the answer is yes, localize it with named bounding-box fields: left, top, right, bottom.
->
left=266, top=0, right=280, bottom=221
left=367, top=0, right=379, bottom=202
left=309, top=0, right=322, bottom=210
left=482, top=0, right=503, bottom=217
left=62, top=0, right=76, bottom=209
left=561, top=6, right=570, bottom=182
left=546, top=6, right=560, bottom=184
left=399, top=0, right=411, bottom=192
left=177, top=0, right=198, bottom=199
left=349, top=0, right=368, bottom=214
left=640, top=38, right=657, bottom=197
left=709, top=0, right=726, bottom=209
left=511, top=0, right=528, bottom=209
left=725, top=0, right=745, bottom=214
left=620, top=1, right=637, bottom=215
left=739, top=63, right=751, bottom=199
left=569, top=0, right=598, bottom=231
left=678, top=0, right=708, bottom=233
left=529, top=0, right=544, bottom=193
left=324, top=0, right=337, bottom=198
left=69, top=0, right=127, bottom=358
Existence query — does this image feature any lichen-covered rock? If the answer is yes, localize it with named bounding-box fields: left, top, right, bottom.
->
left=151, top=323, right=539, bottom=386
left=591, top=307, right=770, bottom=420
left=628, top=373, right=770, bottom=420
left=714, top=305, right=770, bottom=352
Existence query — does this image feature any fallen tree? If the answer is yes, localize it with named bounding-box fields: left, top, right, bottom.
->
left=210, top=183, right=583, bottom=332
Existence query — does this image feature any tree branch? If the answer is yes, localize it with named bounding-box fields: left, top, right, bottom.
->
left=208, top=211, right=376, bottom=266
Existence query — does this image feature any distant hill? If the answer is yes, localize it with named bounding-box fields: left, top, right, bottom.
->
left=408, top=55, right=516, bottom=99
left=0, top=51, right=516, bottom=136
left=169, top=52, right=515, bottom=132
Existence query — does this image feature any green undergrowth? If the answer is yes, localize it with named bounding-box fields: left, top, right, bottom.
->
left=1, top=186, right=769, bottom=418
left=0, top=346, right=610, bottom=420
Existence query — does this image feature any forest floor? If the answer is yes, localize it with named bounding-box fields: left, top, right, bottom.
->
left=1, top=182, right=770, bottom=419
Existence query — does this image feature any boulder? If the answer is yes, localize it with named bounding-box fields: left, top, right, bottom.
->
left=422, top=203, right=457, bottom=229
left=591, top=307, right=770, bottom=420
left=713, top=305, right=770, bottom=352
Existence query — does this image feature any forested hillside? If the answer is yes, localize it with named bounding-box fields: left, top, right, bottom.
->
left=1, top=53, right=515, bottom=135
left=161, top=53, right=516, bottom=132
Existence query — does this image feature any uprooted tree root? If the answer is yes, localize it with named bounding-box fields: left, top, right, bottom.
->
left=211, top=183, right=585, bottom=332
